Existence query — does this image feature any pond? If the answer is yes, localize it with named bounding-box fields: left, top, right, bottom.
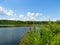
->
left=0, top=27, right=29, bottom=45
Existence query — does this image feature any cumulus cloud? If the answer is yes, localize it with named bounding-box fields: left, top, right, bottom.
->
left=27, top=12, right=43, bottom=20
left=0, top=6, right=56, bottom=21
left=27, top=12, right=42, bottom=20
left=0, top=6, right=16, bottom=16
left=19, top=12, right=43, bottom=21
left=27, top=12, right=31, bottom=17
left=27, top=12, right=42, bottom=17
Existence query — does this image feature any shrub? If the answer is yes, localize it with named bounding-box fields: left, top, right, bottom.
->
left=20, top=21, right=60, bottom=45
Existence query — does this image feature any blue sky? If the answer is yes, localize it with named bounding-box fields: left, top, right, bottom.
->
left=0, top=0, right=60, bottom=21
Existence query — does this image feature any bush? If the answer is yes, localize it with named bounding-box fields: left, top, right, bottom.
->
left=20, top=21, right=60, bottom=45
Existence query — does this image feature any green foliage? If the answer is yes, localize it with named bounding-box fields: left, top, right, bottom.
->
left=20, top=25, right=41, bottom=45
left=20, top=21, right=60, bottom=45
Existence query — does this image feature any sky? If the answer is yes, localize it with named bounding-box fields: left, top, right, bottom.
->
left=0, top=0, right=60, bottom=21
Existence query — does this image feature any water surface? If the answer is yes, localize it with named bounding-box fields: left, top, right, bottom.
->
left=0, top=27, right=28, bottom=45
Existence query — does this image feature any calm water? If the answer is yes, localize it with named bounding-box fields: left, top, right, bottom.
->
left=0, top=27, right=28, bottom=45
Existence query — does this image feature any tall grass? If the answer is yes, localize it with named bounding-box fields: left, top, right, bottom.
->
left=20, top=21, right=60, bottom=45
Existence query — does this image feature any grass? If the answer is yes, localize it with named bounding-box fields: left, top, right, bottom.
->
left=20, top=21, right=60, bottom=45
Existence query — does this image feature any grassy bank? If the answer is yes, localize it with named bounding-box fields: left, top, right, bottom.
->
left=20, top=21, right=60, bottom=45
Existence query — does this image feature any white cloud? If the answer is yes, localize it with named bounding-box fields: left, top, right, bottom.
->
left=31, top=13, right=35, bottom=17
left=19, top=13, right=59, bottom=21
left=0, top=6, right=16, bottom=16
left=1, top=6, right=58, bottom=21
left=4, top=10, right=15, bottom=16
left=27, top=12, right=40, bottom=17
left=35, top=13, right=39, bottom=16
left=18, top=12, right=43, bottom=21
left=27, top=12, right=31, bottom=17
left=27, top=12, right=43, bottom=21
left=0, top=6, right=49, bottom=21
left=31, top=17, right=35, bottom=20
left=27, top=12, right=40, bottom=20
left=19, top=14, right=24, bottom=18
left=0, top=6, right=4, bottom=12
left=36, top=13, right=43, bottom=16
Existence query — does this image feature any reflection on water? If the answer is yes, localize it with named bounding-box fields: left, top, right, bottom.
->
left=0, top=27, right=28, bottom=45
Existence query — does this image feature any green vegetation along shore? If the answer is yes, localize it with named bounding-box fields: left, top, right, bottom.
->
left=20, top=21, right=60, bottom=45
